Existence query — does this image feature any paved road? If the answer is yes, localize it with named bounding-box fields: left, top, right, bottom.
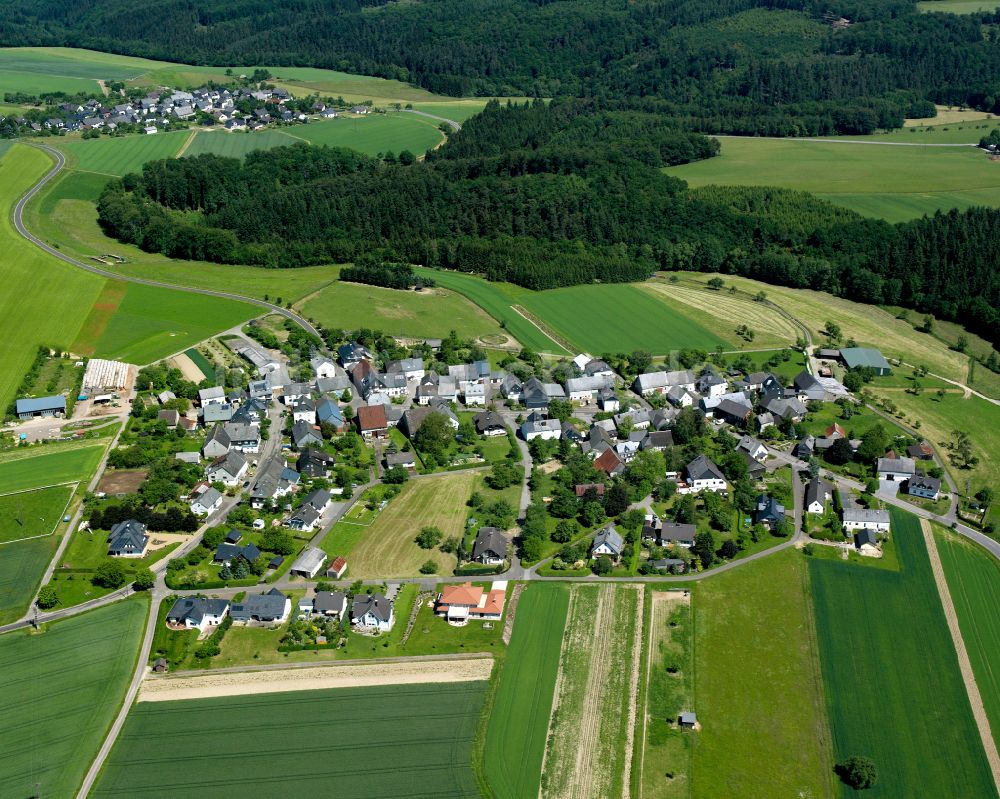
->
left=14, top=143, right=323, bottom=340
left=402, top=108, right=462, bottom=132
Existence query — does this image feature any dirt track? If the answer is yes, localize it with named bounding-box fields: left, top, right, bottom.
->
left=920, top=519, right=1000, bottom=793
left=139, top=656, right=494, bottom=702
left=169, top=352, right=205, bottom=383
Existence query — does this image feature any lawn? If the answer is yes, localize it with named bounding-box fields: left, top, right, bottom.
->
left=0, top=145, right=107, bottom=411
left=0, top=445, right=104, bottom=492
left=668, top=137, right=1000, bottom=222
left=542, top=583, right=643, bottom=798
left=91, top=681, right=486, bottom=798
left=291, top=113, right=446, bottom=156
left=85, top=282, right=258, bottom=364
left=345, top=472, right=477, bottom=577
left=484, top=583, right=570, bottom=799
left=55, top=131, right=188, bottom=176
left=692, top=548, right=834, bottom=799
left=181, top=128, right=301, bottom=159
left=809, top=508, right=996, bottom=798
left=299, top=280, right=507, bottom=341
left=519, top=283, right=728, bottom=355
left=0, top=484, right=74, bottom=544
left=934, top=526, right=1000, bottom=741
left=0, top=597, right=147, bottom=798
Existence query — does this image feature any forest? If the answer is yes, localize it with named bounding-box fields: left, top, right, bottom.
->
left=3, top=0, right=1000, bottom=134
left=96, top=100, right=1000, bottom=344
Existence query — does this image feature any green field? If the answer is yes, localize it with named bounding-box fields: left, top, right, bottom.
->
left=935, top=527, right=1000, bottom=740
left=0, top=598, right=147, bottom=798
left=55, top=131, right=188, bottom=176
left=692, top=548, right=834, bottom=798
left=292, top=113, right=446, bottom=155
left=300, top=280, right=507, bottom=341
left=0, top=445, right=104, bottom=493
left=0, top=537, right=58, bottom=624
left=409, top=102, right=490, bottom=123
left=0, top=145, right=107, bottom=410
left=918, top=0, right=1000, bottom=10
left=810, top=509, right=997, bottom=798
left=668, top=138, right=1000, bottom=222
left=0, top=485, right=74, bottom=544
left=92, top=681, right=486, bottom=798
left=864, top=121, right=997, bottom=144
left=182, top=128, right=300, bottom=159
left=484, top=583, right=569, bottom=798
left=519, top=283, right=729, bottom=354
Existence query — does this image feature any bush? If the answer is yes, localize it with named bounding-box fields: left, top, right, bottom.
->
left=36, top=586, right=59, bottom=609
left=93, top=560, right=128, bottom=589
left=415, top=525, right=443, bottom=549
left=419, top=559, right=438, bottom=574
left=837, top=756, right=878, bottom=790
left=592, top=555, right=613, bottom=575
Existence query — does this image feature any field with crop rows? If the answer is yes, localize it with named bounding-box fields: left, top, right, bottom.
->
left=0, top=537, right=58, bottom=625
left=0, top=598, right=147, bottom=797
left=92, top=681, right=486, bottom=798
left=692, top=548, right=833, bottom=798
left=0, top=484, right=74, bottom=544
left=810, top=509, right=996, bottom=798
left=56, top=131, right=188, bottom=176
left=0, top=445, right=103, bottom=493
left=300, top=280, right=507, bottom=341
left=344, top=472, right=475, bottom=577
left=519, top=284, right=729, bottom=354
left=934, top=526, right=1000, bottom=742
left=541, top=584, right=643, bottom=798
left=182, top=129, right=300, bottom=159
left=484, top=583, right=569, bottom=799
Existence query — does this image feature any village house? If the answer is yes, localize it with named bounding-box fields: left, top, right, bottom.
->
left=642, top=513, right=696, bottom=548
left=907, top=474, right=942, bottom=501
left=472, top=527, right=507, bottom=565
left=805, top=478, right=833, bottom=514
left=565, top=374, right=614, bottom=403
left=205, top=451, right=248, bottom=486
left=291, top=420, right=324, bottom=449
left=222, top=422, right=261, bottom=453
left=435, top=582, right=506, bottom=625
left=521, top=416, right=562, bottom=441
left=633, top=370, right=696, bottom=397
left=754, top=494, right=785, bottom=529
left=214, top=541, right=261, bottom=566
left=305, top=591, right=348, bottom=619
left=736, top=435, right=768, bottom=463
left=593, top=447, right=625, bottom=477
left=230, top=588, right=291, bottom=624
left=854, top=529, right=881, bottom=557
left=591, top=524, right=624, bottom=560
left=842, top=508, right=891, bottom=533
left=352, top=593, right=395, bottom=632
left=190, top=486, right=223, bottom=516
left=166, top=597, right=229, bottom=632
left=473, top=410, right=507, bottom=437
left=386, top=357, right=425, bottom=381
left=107, top=519, right=149, bottom=558
left=678, top=455, right=728, bottom=494
left=356, top=405, right=389, bottom=439
left=877, top=457, right=916, bottom=482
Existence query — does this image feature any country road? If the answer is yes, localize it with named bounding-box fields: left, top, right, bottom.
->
left=402, top=108, right=462, bottom=132
left=13, top=142, right=323, bottom=339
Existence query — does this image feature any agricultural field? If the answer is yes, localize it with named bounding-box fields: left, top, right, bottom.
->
left=692, top=548, right=834, bottom=799
left=299, top=280, right=508, bottom=342
left=408, top=101, right=490, bottom=123
left=339, top=472, right=476, bottom=577
left=918, top=0, right=999, bottom=11
left=0, top=485, right=74, bottom=544
left=668, top=137, right=1000, bottom=222
left=934, top=526, right=1000, bottom=741
left=0, top=537, right=58, bottom=625
left=181, top=128, right=300, bottom=159
left=518, top=283, right=729, bottom=355
left=484, top=583, right=570, bottom=799
left=92, top=682, right=486, bottom=798
left=0, top=445, right=104, bottom=493
left=809, top=509, right=996, bottom=798
left=55, top=131, right=188, bottom=176
left=0, top=47, right=167, bottom=93
left=0, top=597, right=147, bottom=798
left=639, top=591, right=694, bottom=799
left=291, top=113, right=447, bottom=156
left=0, top=145, right=107, bottom=411
left=865, top=121, right=996, bottom=144
left=541, top=584, right=644, bottom=799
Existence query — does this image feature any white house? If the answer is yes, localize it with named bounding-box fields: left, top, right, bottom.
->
left=565, top=375, right=613, bottom=403
left=190, top=486, right=223, bottom=516
left=591, top=524, right=624, bottom=560
left=680, top=455, right=728, bottom=494
left=521, top=417, right=562, bottom=441
left=464, top=383, right=487, bottom=406
left=352, top=593, right=394, bottom=632
left=633, top=370, right=695, bottom=397
left=842, top=508, right=891, bottom=533
left=205, top=451, right=248, bottom=486
left=805, top=478, right=833, bottom=515
left=877, top=457, right=916, bottom=482
left=198, top=386, right=226, bottom=407
left=736, top=435, right=768, bottom=463
left=311, top=356, right=338, bottom=379
left=292, top=399, right=316, bottom=425
left=166, top=598, right=229, bottom=633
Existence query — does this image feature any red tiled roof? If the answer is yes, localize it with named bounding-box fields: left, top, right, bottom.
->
left=594, top=448, right=623, bottom=474
left=357, top=404, right=388, bottom=431
left=438, top=582, right=483, bottom=608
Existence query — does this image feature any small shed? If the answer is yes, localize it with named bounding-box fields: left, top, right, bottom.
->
left=679, top=711, right=697, bottom=728
left=152, top=658, right=168, bottom=673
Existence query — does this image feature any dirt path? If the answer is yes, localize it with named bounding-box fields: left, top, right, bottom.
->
left=622, top=586, right=645, bottom=799
left=169, top=352, right=205, bottom=382
left=139, top=656, right=494, bottom=702
left=510, top=304, right=574, bottom=354
left=920, top=519, right=1000, bottom=793
left=96, top=79, right=109, bottom=97
left=175, top=130, right=198, bottom=158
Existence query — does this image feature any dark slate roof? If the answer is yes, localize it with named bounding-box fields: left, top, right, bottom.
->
left=592, top=524, right=624, bottom=555
left=472, top=527, right=507, bottom=560
left=108, top=519, right=148, bottom=553
left=855, top=529, right=878, bottom=547
left=313, top=591, right=347, bottom=614
left=805, top=478, right=832, bottom=507
left=754, top=494, right=785, bottom=524
left=166, top=597, right=229, bottom=625
left=232, top=588, right=288, bottom=619
left=473, top=410, right=506, bottom=434
left=686, top=454, right=725, bottom=482
left=225, top=529, right=242, bottom=543
left=352, top=593, right=393, bottom=623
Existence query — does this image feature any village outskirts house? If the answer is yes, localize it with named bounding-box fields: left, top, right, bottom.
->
left=166, top=597, right=230, bottom=633
left=842, top=508, right=891, bottom=533
left=352, top=593, right=395, bottom=632
left=190, top=486, right=223, bottom=516
left=205, top=451, right=248, bottom=486
left=678, top=455, right=728, bottom=494
left=230, top=588, right=291, bottom=625
left=107, top=519, right=149, bottom=558
left=907, top=474, right=942, bottom=501
left=472, top=526, right=508, bottom=565
left=877, top=457, right=916, bottom=482
left=805, top=478, right=833, bottom=515
left=591, top=524, right=624, bottom=561
left=435, top=582, right=505, bottom=625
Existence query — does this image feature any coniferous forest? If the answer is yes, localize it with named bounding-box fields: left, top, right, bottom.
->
left=97, top=100, right=1000, bottom=344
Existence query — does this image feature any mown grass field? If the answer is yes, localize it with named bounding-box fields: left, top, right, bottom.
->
left=918, top=0, right=999, bottom=11
left=935, top=526, right=1000, bottom=742
left=542, top=584, right=643, bottom=798
left=55, top=131, right=188, bottom=176
left=0, top=598, right=147, bottom=798
left=0, top=484, right=74, bottom=544
left=519, top=283, right=728, bottom=354
left=484, top=583, right=569, bottom=799
left=866, top=121, right=996, bottom=143
left=299, top=280, right=507, bottom=341
left=692, top=548, right=834, bottom=799
left=291, top=113, right=446, bottom=155
left=344, top=472, right=475, bottom=577
left=181, top=128, right=300, bottom=159
left=0, top=445, right=103, bottom=492
left=0, top=145, right=107, bottom=411
left=92, top=682, right=486, bottom=798
left=810, top=509, right=996, bottom=798
left=668, top=137, right=1000, bottom=222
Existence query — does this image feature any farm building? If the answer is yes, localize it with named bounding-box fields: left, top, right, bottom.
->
left=82, top=359, right=131, bottom=393
left=15, top=395, right=66, bottom=419
left=842, top=508, right=891, bottom=533
left=877, top=457, right=916, bottom=482
left=326, top=556, right=348, bottom=579
left=839, top=347, right=892, bottom=376
left=679, top=712, right=698, bottom=728
left=289, top=546, right=328, bottom=578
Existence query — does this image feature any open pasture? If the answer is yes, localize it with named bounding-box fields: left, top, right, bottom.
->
left=541, top=583, right=643, bottom=799
left=0, top=445, right=104, bottom=493
left=692, top=548, right=834, bottom=799
left=918, top=1, right=1000, bottom=11
left=484, top=583, right=570, bottom=799
left=300, top=280, right=507, bottom=341
left=934, top=527, right=1000, bottom=742
left=668, top=137, right=1000, bottom=222
left=290, top=113, right=446, bottom=156
left=809, top=509, right=997, bottom=798
left=181, top=128, right=300, bottom=159
left=343, top=471, right=475, bottom=578
left=519, top=283, right=729, bottom=355
left=92, top=681, right=486, bottom=798
left=55, top=131, right=188, bottom=176
left=0, top=598, right=147, bottom=798
left=0, top=484, right=74, bottom=544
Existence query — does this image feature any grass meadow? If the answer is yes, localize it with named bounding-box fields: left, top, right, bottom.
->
left=299, top=280, right=506, bottom=341
left=918, top=0, right=1000, bottom=10
left=339, top=472, right=476, bottom=577
left=0, top=597, right=147, bottom=798
left=668, top=137, right=1000, bottom=222
left=541, top=584, right=643, bottom=798
left=291, top=113, right=446, bottom=155
left=809, top=509, right=997, bottom=798
left=55, top=131, right=188, bottom=176
left=935, top=526, right=1000, bottom=742
left=92, top=681, right=486, bottom=798
left=181, top=128, right=300, bottom=159
left=518, top=284, right=730, bottom=354
left=0, top=484, right=74, bottom=544
left=692, top=548, right=835, bottom=799
left=484, top=583, right=569, bottom=799
left=0, top=537, right=58, bottom=625
left=0, top=445, right=104, bottom=492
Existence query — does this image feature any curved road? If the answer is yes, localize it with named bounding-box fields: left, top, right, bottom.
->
left=13, top=143, right=323, bottom=339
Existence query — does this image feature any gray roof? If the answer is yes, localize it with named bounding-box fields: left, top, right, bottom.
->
left=592, top=524, right=624, bottom=555
left=16, top=395, right=66, bottom=414
left=686, top=455, right=725, bottom=482
left=108, top=519, right=148, bottom=554
left=231, top=588, right=288, bottom=621
left=877, top=457, right=915, bottom=474
left=908, top=475, right=942, bottom=493
left=473, top=527, right=507, bottom=560
left=843, top=508, right=890, bottom=525
left=805, top=478, right=832, bottom=507
left=474, top=410, right=506, bottom=434
left=352, top=593, right=393, bottom=623
left=166, top=597, right=229, bottom=625
left=199, top=386, right=225, bottom=404
left=290, top=546, right=327, bottom=575
left=855, top=529, right=879, bottom=547
left=193, top=487, right=222, bottom=507
left=208, top=450, right=247, bottom=478
left=840, top=347, right=891, bottom=371
left=203, top=403, right=234, bottom=423
left=565, top=375, right=613, bottom=393
left=313, top=591, right=347, bottom=614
